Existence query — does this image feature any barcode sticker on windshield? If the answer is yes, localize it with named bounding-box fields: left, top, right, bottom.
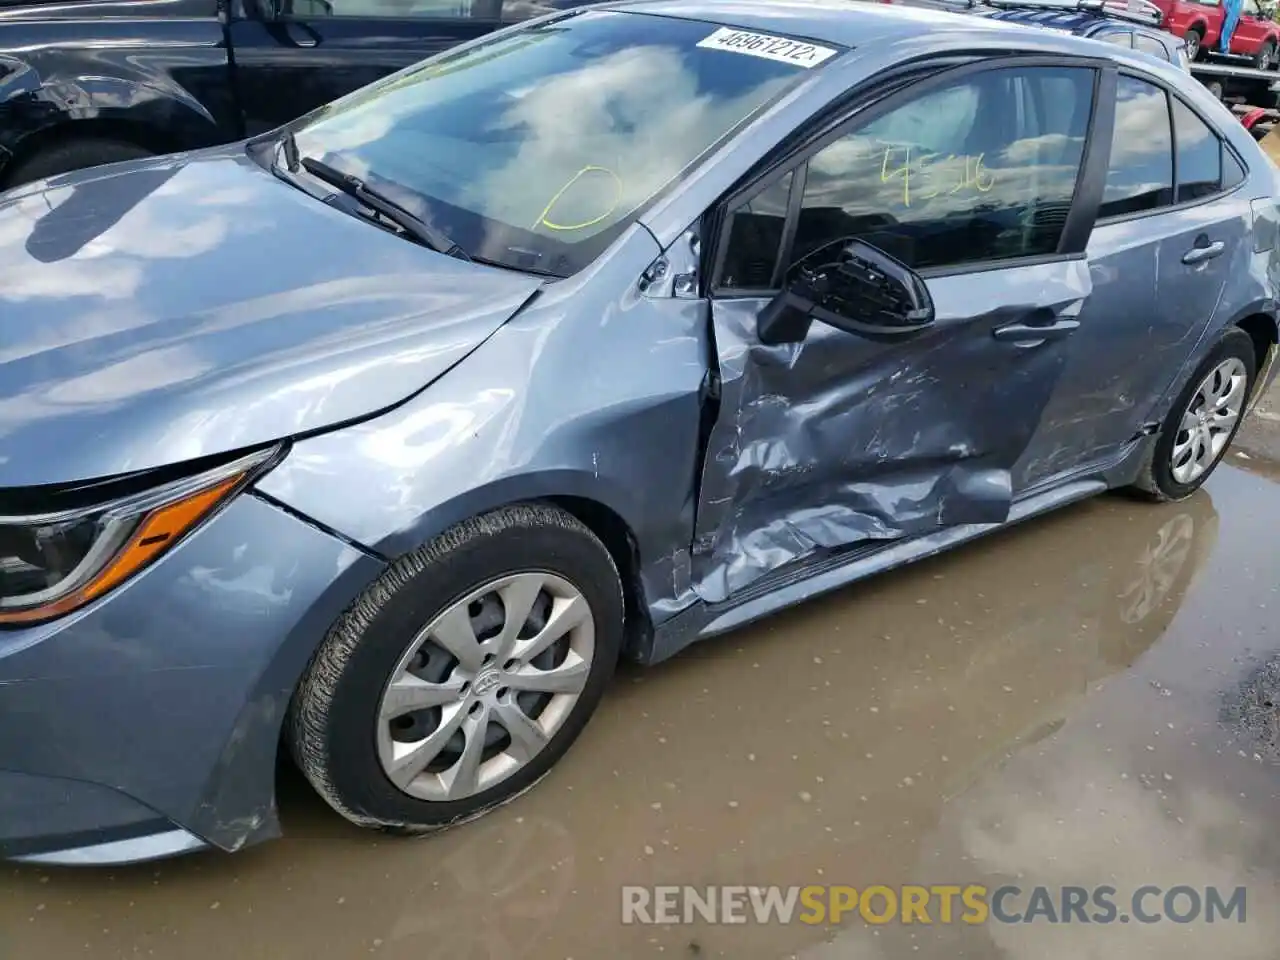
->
left=696, top=28, right=837, bottom=68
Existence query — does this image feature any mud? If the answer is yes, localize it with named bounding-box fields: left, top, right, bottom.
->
left=2, top=464, right=1280, bottom=959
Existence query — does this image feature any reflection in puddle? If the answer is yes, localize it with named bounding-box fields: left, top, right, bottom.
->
left=3, top=467, right=1280, bottom=960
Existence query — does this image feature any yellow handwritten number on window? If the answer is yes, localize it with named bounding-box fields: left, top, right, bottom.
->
left=875, top=146, right=994, bottom=208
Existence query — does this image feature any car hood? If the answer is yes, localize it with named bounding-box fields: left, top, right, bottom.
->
left=0, top=148, right=543, bottom=488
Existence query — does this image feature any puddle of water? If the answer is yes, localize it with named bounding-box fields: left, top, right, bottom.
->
left=2, top=467, right=1279, bottom=960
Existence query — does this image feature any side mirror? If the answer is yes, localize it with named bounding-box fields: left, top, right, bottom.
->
left=757, top=240, right=935, bottom=346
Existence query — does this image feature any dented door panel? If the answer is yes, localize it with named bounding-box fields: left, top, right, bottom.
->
left=691, top=258, right=1092, bottom=603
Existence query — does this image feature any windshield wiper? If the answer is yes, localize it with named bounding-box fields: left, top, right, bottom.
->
left=297, top=152, right=471, bottom=261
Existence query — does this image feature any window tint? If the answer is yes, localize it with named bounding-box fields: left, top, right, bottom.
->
left=1099, top=30, right=1134, bottom=47
left=773, top=66, right=1093, bottom=274
left=1134, top=33, right=1171, bottom=61
left=1173, top=97, right=1223, bottom=200
left=1100, top=76, right=1173, bottom=218
left=721, top=172, right=794, bottom=290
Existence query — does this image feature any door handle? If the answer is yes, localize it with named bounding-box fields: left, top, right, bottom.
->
left=1182, top=240, right=1225, bottom=265
left=992, top=318, right=1080, bottom=343
left=284, top=22, right=321, bottom=48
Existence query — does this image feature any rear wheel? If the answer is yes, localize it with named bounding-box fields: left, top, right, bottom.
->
left=5, top=138, right=153, bottom=187
left=1130, top=328, right=1256, bottom=502
left=1254, top=38, right=1278, bottom=70
left=1184, top=26, right=1204, bottom=61
left=289, top=503, right=624, bottom=832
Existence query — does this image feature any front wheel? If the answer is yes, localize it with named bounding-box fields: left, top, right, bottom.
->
left=289, top=503, right=624, bottom=832
left=1130, top=328, right=1256, bottom=502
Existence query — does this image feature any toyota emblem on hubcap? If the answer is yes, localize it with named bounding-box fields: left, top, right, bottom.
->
left=473, top=669, right=501, bottom=696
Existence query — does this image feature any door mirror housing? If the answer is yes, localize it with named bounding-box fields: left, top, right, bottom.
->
left=757, top=240, right=935, bottom=346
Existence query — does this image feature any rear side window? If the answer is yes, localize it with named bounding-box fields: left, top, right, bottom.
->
left=1134, top=33, right=1171, bottom=61
left=1098, top=29, right=1134, bottom=47
left=719, top=65, right=1096, bottom=278
left=1173, top=98, right=1223, bottom=200
left=1224, top=146, right=1246, bottom=189
left=1100, top=76, right=1173, bottom=218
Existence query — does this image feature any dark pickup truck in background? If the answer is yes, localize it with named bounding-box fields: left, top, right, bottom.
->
left=0, top=0, right=566, bottom=187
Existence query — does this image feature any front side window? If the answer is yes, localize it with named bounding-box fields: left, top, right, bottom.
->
left=1099, top=76, right=1173, bottom=218
left=733, top=65, right=1095, bottom=277
left=284, top=0, right=577, bottom=19
left=283, top=0, right=485, bottom=17
left=294, top=11, right=831, bottom=275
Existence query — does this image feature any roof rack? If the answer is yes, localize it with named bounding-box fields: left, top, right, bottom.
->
left=981, top=0, right=1164, bottom=26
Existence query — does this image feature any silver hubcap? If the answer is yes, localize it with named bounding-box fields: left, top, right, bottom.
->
left=1170, top=357, right=1247, bottom=485
left=376, top=572, right=595, bottom=802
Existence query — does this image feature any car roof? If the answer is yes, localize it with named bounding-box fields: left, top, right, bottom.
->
left=982, top=5, right=1167, bottom=39
left=985, top=7, right=1121, bottom=30
left=602, top=0, right=1037, bottom=49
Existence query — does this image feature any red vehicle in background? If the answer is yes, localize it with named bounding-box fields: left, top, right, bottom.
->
left=1154, top=0, right=1280, bottom=67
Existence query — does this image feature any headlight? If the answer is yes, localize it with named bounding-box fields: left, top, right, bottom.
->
left=0, top=447, right=280, bottom=625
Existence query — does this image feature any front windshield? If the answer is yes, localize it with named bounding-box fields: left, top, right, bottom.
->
left=293, top=10, right=839, bottom=276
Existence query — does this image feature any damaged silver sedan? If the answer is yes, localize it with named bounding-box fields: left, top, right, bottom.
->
left=0, top=0, right=1277, bottom=863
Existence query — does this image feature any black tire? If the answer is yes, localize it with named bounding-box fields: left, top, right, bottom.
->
left=1255, top=38, right=1278, bottom=71
left=1185, top=26, right=1205, bottom=61
left=1130, top=328, right=1256, bottom=503
left=5, top=138, right=153, bottom=187
left=288, top=503, right=624, bottom=832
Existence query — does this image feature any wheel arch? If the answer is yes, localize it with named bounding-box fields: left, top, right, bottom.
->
left=0, top=75, right=229, bottom=187
left=1236, top=311, right=1279, bottom=364
left=544, top=494, right=654, bottom=663
left=308, top=468, right=663, bottom=665
left=1, top=117, right=184, bottom=185
left=1235, top=311, right=1279, bottom=407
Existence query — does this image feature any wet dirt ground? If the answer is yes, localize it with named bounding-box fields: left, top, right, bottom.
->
left=1235, top=373, right=1280, bottom=465
left=5, top=457, right=1280, bottom=958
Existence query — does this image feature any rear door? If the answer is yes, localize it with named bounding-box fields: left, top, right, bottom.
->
left=227, top=0, right=513, bottom=136
left=1016, top=71, right=1246, bottom=488
left=692, top=61, right=1104, bottom=602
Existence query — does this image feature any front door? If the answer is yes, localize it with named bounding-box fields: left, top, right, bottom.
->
left=1016, top=73, right=1245, bottom=489
left=1231, top=0, right=1269, bottom=53
left=691, top=62, right=1102, bottom=603
left=228, top=0, right=510, bottom=136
